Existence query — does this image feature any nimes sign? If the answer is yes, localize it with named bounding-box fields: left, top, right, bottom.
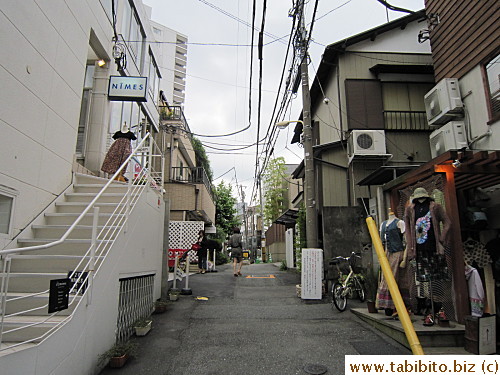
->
left=108, top=76, right=148, bottom=102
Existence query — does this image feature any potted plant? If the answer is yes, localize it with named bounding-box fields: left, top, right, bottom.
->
left=133, top=317, right=152, bottom=336
left=98, top=340, right=138, bottom=368
left=154, top=299, right=169, bottom=314
left=363, top=266, right=379, bottom=313
left=169, top=290, right=180, bottom=301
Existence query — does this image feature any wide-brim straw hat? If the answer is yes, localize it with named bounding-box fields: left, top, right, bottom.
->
left=412, top=187, right=430, bottom=200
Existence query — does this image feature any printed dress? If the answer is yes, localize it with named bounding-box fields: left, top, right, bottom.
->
left=101, top=131, right=137, bottom=175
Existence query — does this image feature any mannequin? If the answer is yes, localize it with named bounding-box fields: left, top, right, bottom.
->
left=101, top=122, right=137, bottom=182
left=403, top=187, right=451, bottom=326
left=375, top=209, right=407, bottom=315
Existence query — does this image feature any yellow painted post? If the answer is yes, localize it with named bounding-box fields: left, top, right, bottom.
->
left=366, top=216, right=424, bottom=355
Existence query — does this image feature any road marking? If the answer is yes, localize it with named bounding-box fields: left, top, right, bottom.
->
left=245, top=275, right=276, bottom=279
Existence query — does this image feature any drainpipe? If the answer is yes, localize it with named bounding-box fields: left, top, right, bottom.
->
left=194, top=187, right=200, bottom=210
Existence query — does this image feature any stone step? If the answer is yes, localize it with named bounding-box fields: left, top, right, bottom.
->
left=4, top=292, right=80, bottom=316
left=44, top=212, right=125, bottom=226
left=1, top=315, right=68, bottom=342
left=8, top=254, right=105, bottom=273
left=31, top=224, right=120, bottom=239
left=64, top=192, right=137, bottom=204
left=351, top=307, right=465, bottom=349
left=54, top=202, right=125, bottom=214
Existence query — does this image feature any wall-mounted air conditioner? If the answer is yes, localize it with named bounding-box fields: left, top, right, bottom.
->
left=424, top=78, right=464, bottom=126
left=429, top=121, right=468, bottom=158
left=349, top=130, right=387, bottom=156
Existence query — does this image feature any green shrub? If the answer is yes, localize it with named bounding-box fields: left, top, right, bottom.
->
left=215, top=251, right=230, bottom=265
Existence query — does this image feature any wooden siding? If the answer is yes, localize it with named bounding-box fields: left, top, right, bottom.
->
left=425, top=0, right=500, bottom=81
left=338, top=52, right=433, bottom=135
left=345, top=80, right=384, bottom=129
left=320, top=149, right=349, bottom=206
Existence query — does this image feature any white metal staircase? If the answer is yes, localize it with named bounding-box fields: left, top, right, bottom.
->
left=0, top=133, right=164, bottom=358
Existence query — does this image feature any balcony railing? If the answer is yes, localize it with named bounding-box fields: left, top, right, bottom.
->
left=159, top=105, right=191, bottom=134
left=383, top=110, right=430, bottom=131
left=171, top=167, right=214, bottom=199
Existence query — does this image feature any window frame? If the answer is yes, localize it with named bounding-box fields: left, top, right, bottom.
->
left=482, top=52, right=500, bottom=124
left=0, top=185, right=18, bottom=238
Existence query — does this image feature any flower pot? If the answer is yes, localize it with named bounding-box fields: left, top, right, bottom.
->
left=366, top=300, right=378, bottom=313
left=134, top=320, right=152, bottom=336
left=154, top=304, right=167, bottom=314
left=109, top=354, right=128, bottom=368
left=169, top=293, right=179, bottom=301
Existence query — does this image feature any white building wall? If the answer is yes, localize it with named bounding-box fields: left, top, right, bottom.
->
left=0, top=189, right=165, bottom=375
left=149, top=19, right=188, bottom=107
left=0, top=0, right=165, bottom=249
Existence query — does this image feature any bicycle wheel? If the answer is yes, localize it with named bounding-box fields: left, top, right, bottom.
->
left=332, top=282, right=347, bottom=312
left=353, top=277, right=366, bottom=302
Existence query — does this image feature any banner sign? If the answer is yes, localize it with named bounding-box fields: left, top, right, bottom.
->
left=108, top=76, right=148, bottom=102
left=48, top=278, right=70, bottom=313
left=168, top=249, right=189, bottom=267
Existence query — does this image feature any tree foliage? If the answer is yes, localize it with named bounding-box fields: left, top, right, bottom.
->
left=262, top=157, right=288, bottom=227
left=192, top=136, right=213, bottom=181
left=214, top=181, right=240, bottom=241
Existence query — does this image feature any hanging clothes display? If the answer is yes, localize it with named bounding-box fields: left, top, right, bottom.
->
left=101, top=128, right=137, bottom=179
left=465, top=264, right=485, bottom=317
left=376, top=214, right=408, bottom=311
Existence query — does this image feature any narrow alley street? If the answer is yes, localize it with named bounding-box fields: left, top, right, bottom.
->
left=100, top=263, right=409, bottom=375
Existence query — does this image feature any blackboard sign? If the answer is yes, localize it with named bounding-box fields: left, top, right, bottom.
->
left=67, top=271, right=88, bottom=294
left=48, top=278, right=70, bottom=313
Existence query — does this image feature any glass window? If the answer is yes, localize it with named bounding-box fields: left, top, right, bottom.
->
left=485, top=54, right=500, bottom=120
left=121, top=102, right=132, bottom=130
left=0, top=193, right=14, bottom=235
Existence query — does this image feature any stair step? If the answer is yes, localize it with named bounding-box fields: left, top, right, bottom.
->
left=55, top=202, right=126, bottom=214
left=17, top=238, right=112, bottom=245
left=74, top=173, right=125, bottom=185
left=64, top=192, right=138, bottom=203
left=44, top=212, right=125, bottom=225
left=8, top=254, right=105, bottom=273
left=1, top=315, right=68, bottom=342
left=31, top=224, right=121, bottom=239
left=0, top=342, right=38, bottom=357
left=0, top=273, right=69, bottom=293
left=4, top=292, right=80, bottom=316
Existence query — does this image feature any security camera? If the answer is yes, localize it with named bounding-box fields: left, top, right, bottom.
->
left=323, top=97, right=330, bottom=104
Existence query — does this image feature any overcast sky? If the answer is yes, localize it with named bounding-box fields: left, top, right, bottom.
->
left=144, top=0, right=425, bottom=204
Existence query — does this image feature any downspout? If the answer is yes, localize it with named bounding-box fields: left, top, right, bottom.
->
left=195, top=187, right=200, bottom=210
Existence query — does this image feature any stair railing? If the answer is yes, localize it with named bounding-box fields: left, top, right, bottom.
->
left=0, top=132, right=164, bottom=350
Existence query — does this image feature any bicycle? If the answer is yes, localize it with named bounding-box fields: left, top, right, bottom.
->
left=330, top=252, right=366, bottom=312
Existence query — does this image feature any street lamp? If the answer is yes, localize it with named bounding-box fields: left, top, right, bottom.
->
left=275, top=120, right=302, bottom=130
left=274, top=120, right=318, bottom=248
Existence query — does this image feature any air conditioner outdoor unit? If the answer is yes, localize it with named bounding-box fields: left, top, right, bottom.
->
left=429, top=121, right=468, bottom=158
left=349, top=130, right=387, bottom=156
left=424, top=78, right=464, bottom=126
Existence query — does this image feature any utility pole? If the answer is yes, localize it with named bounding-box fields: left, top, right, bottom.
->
left=296, top=0, right=318, bottom=248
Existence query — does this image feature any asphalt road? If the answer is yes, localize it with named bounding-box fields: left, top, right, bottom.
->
left=99, top=262, right=409, bottom=375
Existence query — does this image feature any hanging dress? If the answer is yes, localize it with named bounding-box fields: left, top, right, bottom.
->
left=376, top=219, right=408, bottom=310
left=414, top=201, right=448, bottom=282
left=101, top=130, right=137, bottom=175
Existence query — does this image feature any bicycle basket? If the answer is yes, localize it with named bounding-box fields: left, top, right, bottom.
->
left=349, top=255, right=361, bottom=273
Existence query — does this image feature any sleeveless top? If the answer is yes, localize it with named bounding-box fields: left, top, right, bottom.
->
left=381, top=219, right=404, bottom=253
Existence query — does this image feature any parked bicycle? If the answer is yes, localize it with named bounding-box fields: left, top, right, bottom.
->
left=330, top=252, right=366, bottom=312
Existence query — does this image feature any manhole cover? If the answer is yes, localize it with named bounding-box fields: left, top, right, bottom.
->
left=303, top=364, right=328, bottom=374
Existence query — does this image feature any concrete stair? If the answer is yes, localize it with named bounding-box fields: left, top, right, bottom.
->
left=0, top=173, right=128, bottom=353
left=351, top=307, right=466, bottom=352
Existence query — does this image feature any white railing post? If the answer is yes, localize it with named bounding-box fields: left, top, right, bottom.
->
left=125, top=162, right=133, bottom=233
left=0, top=255, right=12, bottom=346
left=148, top=135, right=153, bottom=179
left=87, top=206, right=99, bottom=306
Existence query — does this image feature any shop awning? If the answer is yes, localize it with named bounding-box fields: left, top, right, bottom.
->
left=274, top=209, right=299, bottom=227
left=384, top=150, right=500, bottom=191
left=358, top=165, right=422, bottom=186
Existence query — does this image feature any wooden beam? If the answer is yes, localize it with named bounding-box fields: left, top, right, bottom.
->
left=383, top=151, right=457, bottom=191
left=443, top=170, right=468, bottom=323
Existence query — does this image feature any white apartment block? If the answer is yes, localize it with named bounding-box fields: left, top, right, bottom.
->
left=148, top=15, right=188, bottom=107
